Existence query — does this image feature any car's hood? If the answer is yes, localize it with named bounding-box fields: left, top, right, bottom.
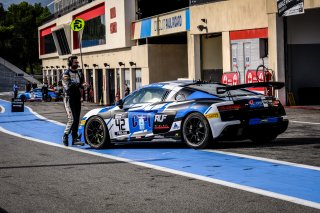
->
left=83, top=106, right=118, bottom=120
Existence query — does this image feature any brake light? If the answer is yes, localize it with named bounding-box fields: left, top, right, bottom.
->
left=218, top=104, right=242, bottom=111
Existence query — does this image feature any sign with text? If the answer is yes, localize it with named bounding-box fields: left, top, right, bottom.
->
left=277, top=0, right=304, bottom=17
left=11, top=98, right=24, bottom=112
left=132, top=8, right=189, bottom=40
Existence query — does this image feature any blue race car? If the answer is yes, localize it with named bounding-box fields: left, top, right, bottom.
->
left=78, top=80, right=289, bottom=149
left=18, top=88, right=59, bottom=102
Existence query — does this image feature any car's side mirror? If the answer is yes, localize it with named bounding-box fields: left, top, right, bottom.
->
left=115, top=99, right=124, bottom=109
left=216, top=87, right=227, bottom=94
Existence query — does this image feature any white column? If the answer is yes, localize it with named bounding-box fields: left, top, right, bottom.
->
left=131, top=68, right=136, bottom=92
left=93, top=69, right=98, bottom=103
left=120, top=68, right=125, bottom=98
left=103, top=69, right=108, bottom=105
left=187, top=32, right=201, bottom=80
left=222, top=31, right=231, bottom=72
left=268, top=13, right=286, bottom=104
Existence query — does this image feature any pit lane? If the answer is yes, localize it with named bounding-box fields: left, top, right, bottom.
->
left=0, top=98, right=319, bottom=210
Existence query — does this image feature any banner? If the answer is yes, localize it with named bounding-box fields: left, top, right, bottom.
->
left=277, top=0, right=304, bottom=17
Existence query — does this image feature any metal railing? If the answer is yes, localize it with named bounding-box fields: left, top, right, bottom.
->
left=43, top=0, right=97, bottom=24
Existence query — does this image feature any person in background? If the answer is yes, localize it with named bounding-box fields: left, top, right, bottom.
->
left=124, top=84, right=130, bottom=96
left=13, top=82, right=19, bottom=99
left=62, top=55, right=84, bottom=146
left=41, top=80, right=49, bottom=101
left=26, top=82, right=32, bottom=92
left=32, top=82, right=37, bottom=89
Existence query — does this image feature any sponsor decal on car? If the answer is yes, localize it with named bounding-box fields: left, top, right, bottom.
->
left=170, top=121, right=181, bottom=131
left=131, top=114, right=152, bottom=130
left=80, top=119, right=86, bottom=126
left=205, top=113, right=220, bottom=119
left=154, top=114, right=167, bottom=122
left=154, top=125, right=170, bottom=130
left=248, top=99, right=264, bottom=109
left=115, top=130, right=130, bottom=136
left=153, top=113, right=175, bottom=133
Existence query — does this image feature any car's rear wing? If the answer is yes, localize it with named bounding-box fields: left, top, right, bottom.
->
left=217, top=82, right=285, bottom=94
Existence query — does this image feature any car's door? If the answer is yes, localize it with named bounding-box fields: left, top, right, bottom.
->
left=122, top=87, right=169, bottom=140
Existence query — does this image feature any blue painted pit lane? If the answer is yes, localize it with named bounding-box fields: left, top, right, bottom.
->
left=0, top=99, right=320, bottom=207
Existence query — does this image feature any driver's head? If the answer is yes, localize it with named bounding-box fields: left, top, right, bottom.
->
left=68, top=55, right=79, bottom=70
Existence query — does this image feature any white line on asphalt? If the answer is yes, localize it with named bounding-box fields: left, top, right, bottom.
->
left=25, top=106, right=65, bottom=126
left=0, top=126, right=319, bottom=210
left=290, top=120, right=320, bottom=125
left=0, top=98, right=65, bottom=126
left=203, top=150, right=320, bottom=171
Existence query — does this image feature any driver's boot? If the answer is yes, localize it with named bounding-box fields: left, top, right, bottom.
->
left=62, top=134, right=68, bottom=146
left=72, top=137, right=84, bottom=146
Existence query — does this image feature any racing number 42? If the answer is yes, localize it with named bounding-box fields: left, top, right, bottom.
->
left=115, top=118, right=126, bottom=131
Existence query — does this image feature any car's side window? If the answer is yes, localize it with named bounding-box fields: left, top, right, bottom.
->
left=123, top=90, right=143, bottom=106
left=140, top=88, right=167, bottom=103
left=124, top=87, right=167, bottom=106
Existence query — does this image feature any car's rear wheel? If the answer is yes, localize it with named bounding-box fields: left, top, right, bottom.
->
left=182, top=112, right=212, bottom=149
left=85, top=116, right=110, bottom=149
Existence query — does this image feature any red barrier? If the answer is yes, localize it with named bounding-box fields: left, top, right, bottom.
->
left=221, top=72, right=239, bottom=86
left=246, top=70, right=265, bottom=94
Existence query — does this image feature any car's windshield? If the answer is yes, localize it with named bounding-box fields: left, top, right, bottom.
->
left=187, top=84, right=257, bottom=97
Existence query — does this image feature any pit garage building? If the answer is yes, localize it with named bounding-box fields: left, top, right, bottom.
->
left=39, top=0, right=320, bottom=105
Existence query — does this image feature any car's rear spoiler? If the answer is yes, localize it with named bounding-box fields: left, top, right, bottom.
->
left=217, top=82, right=285, bottom=94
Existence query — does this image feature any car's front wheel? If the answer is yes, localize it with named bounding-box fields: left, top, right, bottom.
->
left=182, top=112, right=212, bottom=149
left=84, top=116, right=110, bottom=149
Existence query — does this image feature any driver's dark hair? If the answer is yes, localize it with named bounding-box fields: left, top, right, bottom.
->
left=67, top=55, right=78, bottom=67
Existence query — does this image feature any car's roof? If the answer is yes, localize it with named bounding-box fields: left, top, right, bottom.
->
left=146, top=80, right=217, bottom=88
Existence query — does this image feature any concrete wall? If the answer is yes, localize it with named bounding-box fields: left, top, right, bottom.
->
left=190, top=0, right=268, bottom=34
left=148, top=44, right=188, bottom=83
left=201, top=35, right=223, bottom=70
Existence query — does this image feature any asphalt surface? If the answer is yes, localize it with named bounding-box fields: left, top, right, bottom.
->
left=0, top=96, right=319, bottom=212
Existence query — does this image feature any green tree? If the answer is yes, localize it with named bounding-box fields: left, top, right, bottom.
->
left=0, top=2, right=50, bottom=75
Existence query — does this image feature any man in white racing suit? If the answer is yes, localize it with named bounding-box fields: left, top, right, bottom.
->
left=62, top=55, right=84, bottom=146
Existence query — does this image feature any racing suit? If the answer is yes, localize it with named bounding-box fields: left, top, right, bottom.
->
left=62, top=69, right=84, bottom=142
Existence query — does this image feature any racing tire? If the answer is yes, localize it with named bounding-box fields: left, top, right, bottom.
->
left=182, top=112, right=212, bottom=149
left=249, top=132, right=278, bottom=144
left=20, top=95, right=26, bottom=102
left=84, top=116, right=111, bottom=149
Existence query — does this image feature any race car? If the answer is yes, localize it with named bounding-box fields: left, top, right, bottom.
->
left=78, top=80, right=289, bottom=149
left=18, top=88, right=60, bottom=102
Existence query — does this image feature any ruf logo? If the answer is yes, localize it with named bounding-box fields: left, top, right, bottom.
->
left=71, top=18, right=85, bottom=32
left=154, top=114, right=167, bottom=122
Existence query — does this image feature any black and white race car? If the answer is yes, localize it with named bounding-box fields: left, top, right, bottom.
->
left=78, top=80, right=288, bottom=149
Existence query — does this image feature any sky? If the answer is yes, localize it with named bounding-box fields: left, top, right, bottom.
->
left=1, top=0, right=54, bottom=11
